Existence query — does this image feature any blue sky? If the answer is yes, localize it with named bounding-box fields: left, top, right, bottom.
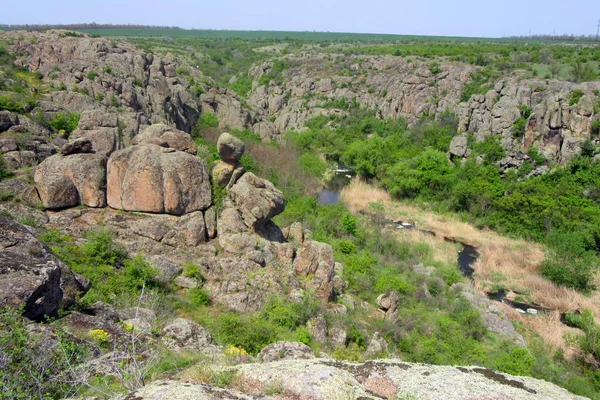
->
left=2, top=0, right=599, bottom=38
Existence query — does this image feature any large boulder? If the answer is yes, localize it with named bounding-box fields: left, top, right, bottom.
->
left=35, top=174, right=79, bottom=209
left=217, top=132, right=246, bottom=162
left=449, top=133, right=468, bottom=157
left=34, top=153, right=107, bottom=208
left=228, top=172, right=285, bottom=228
left=107, top=144, right=211, bottom=215
left=294, top=240, right=336, bottom=301
left=162, top=318, right=213, bottom=352
left=0, top=215, right=90, bottom=320
left=132, top=124, right=197, bottom=155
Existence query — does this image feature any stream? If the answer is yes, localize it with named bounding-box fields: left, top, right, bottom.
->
left=317, top=164, right=355, bottom=206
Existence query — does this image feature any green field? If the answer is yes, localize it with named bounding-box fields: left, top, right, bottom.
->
left=73, top=28, right=600, bottom=44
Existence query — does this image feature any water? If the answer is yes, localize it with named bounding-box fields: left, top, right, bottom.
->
left=317, top=164, right=355, bottom=206
left=318, top=189, right=341, bottom=205
left=486, top=290, right=549, bottom=314
left=457, top=244, right=479, bottom=279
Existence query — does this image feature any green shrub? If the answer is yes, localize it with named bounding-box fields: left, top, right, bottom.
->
left=295, top=326, right=313, bottom=345
left=188, top=287, right=211, bottom=306
left=195, top=112, right=219, bottom=135
left=0, top=307, right=89, bottom=399
left=87, top=71, right=99, bottom=80
left=183, top=262, right=205, bottom=282
left=46, top=112, right=80, bottom=134
left=472, top=136, right=505, bottom=164
left=210, top=312, right=280, bottom=355
left=512, top=105, right=532, bottom=138
left=493, top=346, right=535, bottom=376
left=0, top=154, right=8, bottom=180
left=592, top=120, right=600, bottom=136
left=568, top=89, right=584, bottom=106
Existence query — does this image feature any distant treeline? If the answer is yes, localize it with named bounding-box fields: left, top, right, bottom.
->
left=0, top=23, right=183, bottom=31
left=508, top=34, right=599, bottom=42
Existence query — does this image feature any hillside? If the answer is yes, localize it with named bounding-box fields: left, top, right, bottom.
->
left=0, top=29, right=599, bottom=399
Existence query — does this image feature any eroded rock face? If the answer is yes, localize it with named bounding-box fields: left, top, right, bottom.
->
left=34, top=153, right=107, bottom=208
left=0, top=215, right=90, bottom=320
left=228, top=172, right=285, bottom=229
left=107, top=144, right=211, bottom=215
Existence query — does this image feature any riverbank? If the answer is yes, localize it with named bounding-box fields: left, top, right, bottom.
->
left=340, top=178, right=599, bottom=355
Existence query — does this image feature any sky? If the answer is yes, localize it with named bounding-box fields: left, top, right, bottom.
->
left=2, top=0, right=599, bottom=38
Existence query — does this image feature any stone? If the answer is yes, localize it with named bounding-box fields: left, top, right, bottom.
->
left=107, top=144, right=211, bottom=215
left=2, top=150, right=37, bottom=170
left=212, top=160, right=236, bottom=186
left=0, top=137, right=18, bottom=153
left=77, top=110, right=118, bottom=130
left=217, top=132, right=245, bottom=162
left=162, top=318, right=212, bottom=352
left=377, top=291, right=399, bottom=320
left=366, top=332, right=389, bottom=356
left=35, top=174, right=79, bottom=209
left=228, top=172, right=285, bottom=228
left=0, top=110, right=19, bottom=132
left=132, top=124, right=197, bottom=155
left=161, top=211, right=207, bottom=247
left=294, top=240, right=336, bottom=301
left=34, top=153, right=107, bottom=208
left=70, top=127, right=122, bottom=156
left=60, top=137, right=93, bottom=155
left=0, top=215, right=90, bottom=320
left=449, top=133, right=468, bottom=157
left=174, top=276, right=199, bottom=289
left=328, top=327, right=347, bottom=347
left=258, top=341, right=315, bottom=362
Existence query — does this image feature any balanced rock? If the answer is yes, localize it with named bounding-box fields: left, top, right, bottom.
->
left=217, top=132, right=245, bottom=162
left=0, top=215, right=90, bottom=320
left=132, top=124, right=197, bottom=155
left=228, top=172, right=285, bottom=228
left=34, top=153, right=107, bottom=208
left=107, top=144, right=211, bottom=215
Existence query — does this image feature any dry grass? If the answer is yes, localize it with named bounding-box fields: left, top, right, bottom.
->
left=340, top=178, right=600, bottom=355
left=340, top=178, right=391, bottom=214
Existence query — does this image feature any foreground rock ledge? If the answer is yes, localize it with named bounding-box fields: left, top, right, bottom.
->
left=117, top=359, right=586, bottom=400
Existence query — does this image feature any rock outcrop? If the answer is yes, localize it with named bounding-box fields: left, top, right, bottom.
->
left=107, top=144, right=211, bottom=215
left=228, top=172, right=285, bottom=229
left=0, top=215, right=90, bottom=320
left=34, top=153, right=107, bottom=208
left=222, top=358, right=586, bottom=400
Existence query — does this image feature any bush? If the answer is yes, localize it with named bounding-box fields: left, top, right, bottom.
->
left=188, top=287, right=211, bottom=307
left=195, top=112, right=219, bottom=135
left=46, top=112, right=80, bottom=134
left=0, top=154, right=9, bottom=180
left=568, top=89, right=585, bottom=106
left=210, top=312, right=280, bottom=355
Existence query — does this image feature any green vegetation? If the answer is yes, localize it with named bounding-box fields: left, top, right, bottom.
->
left=0, top=307, right=89, bottom=399
left=40, top=228, right=164, bottom=305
